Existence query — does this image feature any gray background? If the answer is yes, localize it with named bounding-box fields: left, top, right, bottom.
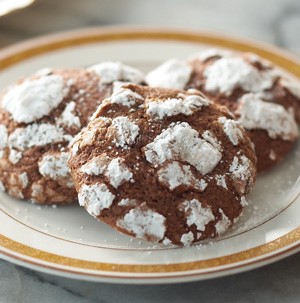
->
left=0, top=0, right=299, bottom=302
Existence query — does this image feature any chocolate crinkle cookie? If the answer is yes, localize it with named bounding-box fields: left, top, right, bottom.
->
left=0, top=62, right=144, bottom=204
left=68, top=84, right=257, bottom=246
left=145, top=51, right=299, bottom=172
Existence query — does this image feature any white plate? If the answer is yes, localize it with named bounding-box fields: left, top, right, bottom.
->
left=0, top=27, right=299, bottom=284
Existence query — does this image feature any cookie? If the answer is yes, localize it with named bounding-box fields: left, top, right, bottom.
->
left=68, top=84, right=256, bottom=246
left=146, top=52, right=299, bottom=172
left=0, top=62, right=145, bottom=204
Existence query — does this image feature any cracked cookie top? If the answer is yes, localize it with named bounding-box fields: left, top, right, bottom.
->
left=69, top=84, right=256, bottom=246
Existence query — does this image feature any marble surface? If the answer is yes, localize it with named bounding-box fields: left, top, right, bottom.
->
left=0, top=0, right=299, bottom=302
left=1, top=253, right=300, bottom=303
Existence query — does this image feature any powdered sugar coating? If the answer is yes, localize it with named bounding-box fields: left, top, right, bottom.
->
left=198, top=179, right=208, bottom=191
left=146, top=95, right=210, bottom=120
left=105, top=158, right=133, bottom=188
left=110, top=87, right=144, bottom=107
left=118, top=198, right=138, bottom=207
left=146, top=59, right=192, bottom=89
left=116, top=202, right=166, bottom=241
left=162, top=237, right=172, bottom=245
left=78, top=183, right=115, bottom=216
left=218, top=116, right=244, bottom=146
left=111, top=116, right=140, bottom=148
left=158, top=162, right=208, bottom=192
left=158, top=161, right=197, bottom=190
left=245, top=53, right=272, bottom=68
left=230, top=155, right=252, bottom=181
left=38, top=152, right=70, bottom=180
left=238, top=94, right=298, bottom=140
left=18, top=172, right=29, bottom=189
left=57, top=101, right=81, bottom=129
left=178, top=199, right=215, bottom=231
left=8, top=149, right=22, bottom=164
left=31, top=182, right=43, bottom=199
left=240, top=196, right=248, bottom=207
left=229, top=155, right=253, bottom=194
left=144, top=122, right=222, bottom=175
left=89, top=61, right=144, bottom=84
left=0, top=125, right=8, bottom=149
left=204, top=57, right=274, bottom=96
left=8, top=123, right=72, bottom=151
left=280, top=77, right=300, bottom=99
left=215, top=209, right=231, bottom=235
left=81, top=156, right=133, bottom=188
left=215, top=174, right=228, bottom=189
left=80, top=156, right=108, bottom=175
left=2, top=75, right=67, bottom=123
left=202, top=130, right=222, bottom=151
left=180, top=231, right=194, bottom=246
left=112, top=81, right=131, bottom=93
left=71, top=141, right=80, bottom=157
left=76, top=125, right=100, bottom=150
left=190, top=48, right=232, bottom=62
